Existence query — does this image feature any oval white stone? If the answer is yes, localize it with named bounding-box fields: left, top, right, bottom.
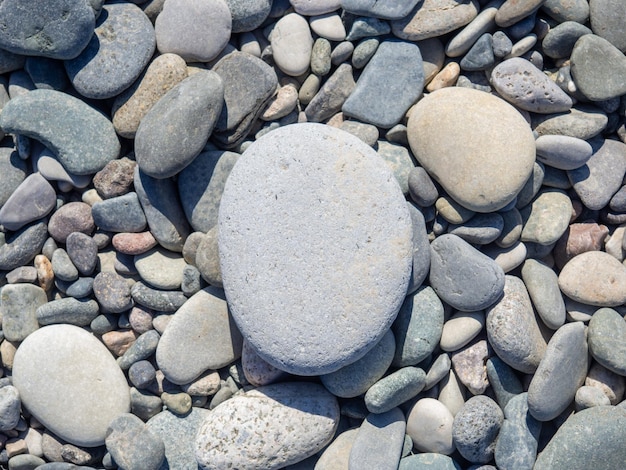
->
left=218, top=123, right=413, bottom=375
left=13, top=325, right=130, bottom=447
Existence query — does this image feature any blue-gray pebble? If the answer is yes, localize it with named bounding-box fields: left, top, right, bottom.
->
left=0, top=173, right=56, bottom=231
left=0, top=221, right=48, bottom=270
left=91, top=192, right=147, bottom=233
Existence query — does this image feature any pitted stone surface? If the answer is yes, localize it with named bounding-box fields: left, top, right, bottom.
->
left=218, top=123, right=413, bottom=376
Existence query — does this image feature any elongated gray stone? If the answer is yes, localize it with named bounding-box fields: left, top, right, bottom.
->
left=0, top=221, right=48, bottom=271
left=135, top=71, right=224, bottom=179
left=535, top=135, right=593, bottom=170
left=349, top=408, right=405, bottom=470
left=91, top=192, right=147, bottom=234
left=36, top=298, right=100, bottom=327
left=0, top=173, right=56, bottom=231
left=521, top=259, right=565, bottom=330
left=588, top=308, right=626, bottom=376
left=0, top=89, right=120, bottom=175
left=364, top=367, right=426, bottom=414
left=341, top=0, right=421, bottom=20
left=304, top=63, right=355, bottom=122
left=542, top=21, right=592, bottom=59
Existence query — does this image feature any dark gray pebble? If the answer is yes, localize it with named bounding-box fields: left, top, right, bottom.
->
left=0, top=221, right=48, bottom=271
left=36, top=298, right=100, bottom=326
left=105, top=413, right=165, bottom=470
left=128, top=360, right=157, bottom=390
left=118, top=330, right=161, bottom=370
left=66, top=232, right=98, bottom=276
left=91, top=192, right=148, bottom=234
left=131, top=281, right=187, bottom=312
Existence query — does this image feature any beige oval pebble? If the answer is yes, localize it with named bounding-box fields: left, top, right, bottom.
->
left=408, top=87, right=536, bottom=212
left=112, top=53, right=188, bottom=139
left=134, top=247, right=187, bottom=290
left=407, top=398, right=456, bottom=455
left=261, top=83, right=298, bottom=121
left=440, top=311, right=485, bottom=352
left=558, top=251, right=626, bottom=307
left=271, top=13, right=313, bottom=76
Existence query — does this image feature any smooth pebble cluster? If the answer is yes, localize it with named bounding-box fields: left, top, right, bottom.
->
left=0, top=0, right=624, bottom=469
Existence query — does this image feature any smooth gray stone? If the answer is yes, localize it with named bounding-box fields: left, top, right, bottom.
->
left=532, top=104, right=608, bottom=140
left=448, top=212, right=504, bottom=245
left=341, top=0, right=421, bottom=20
left=346, top=17, right=391, bottom=41
left=118, top=330, right=161, bottom=370
left=364, top=367, right=426, bottom=414
left=135, top=71, right=224, bottom=179
left=105, top=413, right=165, bottom=470
left=589, top=0, right=626, bottom=52
left=588, top=308, right=626, bottom=376
left=0, top=0, right=95, bottom=60
left=0, top=90, right=119, bottom=175
left=535, top=135, right=593, bottom=170
left=521, top=259, right=566, bottom=330
left=36, top=298, right=99, bottom=327
left=177, top=150, right=239, bottom=233
left=486, top=275, right=547, bottom=374
left=64, top=277, right=94, bottom=298
left=408, top=166, right=438, bottom=207
left=542, top=0, right=589, bottom=22
left=569, top=138, right=626, bottom=210
left=128, top=360, right=156, bottom=389
left=486, top=357, right=524, bottom=410
left=516, top=161, right=545, bottom=210
left=520, top=188, right=572, bottom=246
left=321, top=329, right=395, bottom=398
left=90, top=313, right=116, bottom=335
left=575, top=385, right=611, bottom=410
left=352, top=37, right=379, bottom=69
left=195, top=227, right=222, bottom=287
left=65, top=3, right=155, bottom=100
left=494, top=393, right=541, bottom=470
left=146, top=408, right=210, bottom=470
left=491, top=58, right=572, bottom=113
left=66, top=232, right=97, bottom=276
left=0, top=147, right=27, bottom=208
left=399, top=453, right=461, bottom=470
left=406, top=203, right=431, bottom=294
left=503, top=8, right=536, bottom=38
left=343, top=40, right=424, bottom=128
left=331, top=41, right=355, bottom=66
left=24, top=57, right=69, bottom=91
left=429, top=234, right=505, bottom=312
left=534, top=406, right=626, bottom=469
left=452, top=395, right=503, bottom=464
left=130, top=387, right=162, bottom=422
left=304, top=63, right=355, bottom=122
left=460, top=33, right=494, bottom=71
left=7, top=454, right=46, bottom=469
left=424, top=353, right=452, bottom=390
left=131, top=281, right=187, bottom=312
left=0, top=283, right=46, bottom=341
left=212, top=51, right=278, bottom=148
left=392, top=286, right=444, bottom=367
left=542, top=21, right=592, bottom=59
left=0, top=221, right=48, bottom=270
left=341, top=121, right=379, bottom=147
left=5, top=265, right=37, bottom=284
left=51, top=248, right=78, bottom=282
left=571, top=34, right=626, bottom=101
left=91, top=192, right=147, bottom=233
left=225, top=0, right=271, bottom=32
left=492, top=30, right=513, bottom=58
left=93, top=271, right=134, bottom=314
left=377, top=140, right=414, bottom=194
left=609, top=185, right=626, bottom=212
left=527, top=322, right=588, bottom=421
left=181, top=264, right=202, bottom=296
left=349, top=408, right=406, bottom=470
left=134, top=168, right=190, bottom=252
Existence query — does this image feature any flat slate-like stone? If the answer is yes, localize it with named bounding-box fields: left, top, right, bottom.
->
left=391, top=0, right=479, bottom=41
left=341, top=0, right=421, bottom=19
left=195, top=382, right=339, bottom=470
left=459, top=33, right=495, bottom=71
left=527, top=322, right=588, bottom=421
left=342, top=40, right=424, bottom=129
left=0, top=283, right=46, bottom=342
left=429, top=234, right=505, bottom=312
left=134, top=248, right=187, bottom=290
left=12, top=325, right=130, bottom=447
left=349, top=408, right=406, bottom=470
left=534, top=406, right=626, bottom=469
left=218, top=123, right=413, bottom=376
left=0, top=89, right=120, bottom=175
left=521, top=259, right=565, bottom=330
left=156, top=287, right=243, bottom=384
left=491, top=58, right=572, bottom=114
left=0, top=173, right=56, bottom=231
left=65, top=3, right=156, bottom=100
left=91, top=192, right=147, bottom=234
left=135, top=71, right=224, bottom=179
left=0, top=221, right=48, bottom=271
left=304, top=63, right=355, bottom=122
left=408, top=87, right=535, bottom=212
left=532, top=105, right=608, bottom=140
left=0, top=0, right=95, bottom=60
left=588, top=308, right=626, bottom=376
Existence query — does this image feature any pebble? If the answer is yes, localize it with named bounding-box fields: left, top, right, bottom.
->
left=429, top=234, right=505, bottom=312
left=542, top=21, right=592, bottom=59
left=352, top=37, right=379, bottom=69
left=535, top=135, right=593, bottom=170
left=391, top=0, right=479, bottom=41
left=407, top=398, right=455, bottom=455
left=320, top=329, right=395, bottom=398
left=304, top=63, right=355, bottom=122
left=93, top=271, right=134, bottom=314
left=448, top=212, right=504, bottom=245
left=559, top=251, right=626, bottom=307
left=130, top=282, right=187, bottom=312
left=408, top=87, right=535, bottom=212
left=117, top=329, right=161, bottom=370
left=589, top=0, right=626, bottom=52
left=0, top=89, right=120, bottom=175
left=399, top=453, right=461, bottom=470
left=146, top=407, right=210, bottom=470
left=575, top=385, right=611, bottom=411
left=195, top=227, right=222, bottom=287
left=341, top=0, right=420, bottom=19
left=586, top=362, right=625, bottom=405
left=47, top=202, right=94, bottom=243
left=0, top=386, right=20, bottom=432
left=340, top=121, right=378, bottom=147
left=262, top=83, right=298, bottom=120
left=12, top=325, right=130, bottom=447
left=588, top=308, right=626, bottom=376
left=219, top=123, right=412, bottom=375
left=346, top=17, right=391, bottom=41
left=5, top=266, right=37, bottom=284
left=315, top=428, right=358, bottom=470
left=520, top=188, right=573, bottom=245
left=570, top=34, right=626, bottom=101
left=486, top=275, right=547, bottom=374
left=0, top=147, right=27, bottom=208
left=156, top=287, right=243, bottom=384
left=343, top=40, right=424, bottom=129
left=195, top=382, right=339, bottom=470
left=105, top=413, right=165, bottom=470
left=521, top=259, right=566, bottom=329
left=66, top=232, right=97, bottom=276
left=460, top=33, right=495, bottom=71
left=527, top=321, right=588, bottom=421
left=65, top=3, right=155, bottom=100
left=130, top=387, right=162, bottom=422
left=0, top=173, right=56, bottom=231
left=112, top=232, right=157, bottom=256
left=446, top=2, right=501, bottom=57
left=493, top=393, right=541, bottom=470
left=36, top=298, right=100, bottom=327
left=134, top=248, right=186, bottom=290
left=92, top=157, right=136, bottom=201
left=491, top=58, right=572, bottom=113
left=452, top=395, right=503, bottom=464
left=406, top=204, right=431, bottom=293
left=155, top=0, right=231, bottom=62
left=451, top=339, right=490, bottom=395
left=495, top=0, right=542, bottom=27
left=440, top=311, right=485, bottom=352
left=0, top=0, right=95, bottom=60
left=534, top=406, right=626, bottom=469
left=408, top=167, right=438, bottom=207
left=0, top=221, right=48, bottom=271
left=1, top=283, right=46, bottom=341
left=349, top=408, right=405, bottom=470
left=271, top=13, right=313, bottom=77
left=226, top=0, right=271, bottom=33
left=51, top=248, right=78, bottom=282
left=554, top=220, right=609, bottom=269
left=309, top=13, right=346, bottom=42
left=364, top=366, right=426, bottom=414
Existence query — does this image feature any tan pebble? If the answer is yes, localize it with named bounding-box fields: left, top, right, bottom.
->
left=101, top=330, right=138, bottom=357
left=0, top=340, right=18, bottom=370
left=111, top=232, right=158, bottom=255
left=113, top=53, right=188, bottom=139
left=81, top=189, right=102, bottom=207
left=261, top=84, right=298, bottom=121
left=34, top=255, right=54, bottom=292
left=426, top=62, right=461, bottom=92
left=326, top=112, right=344, bottom=127
left=181, top=370, right=221, bottom=396
left=5, top=438, right=27, bottom=457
